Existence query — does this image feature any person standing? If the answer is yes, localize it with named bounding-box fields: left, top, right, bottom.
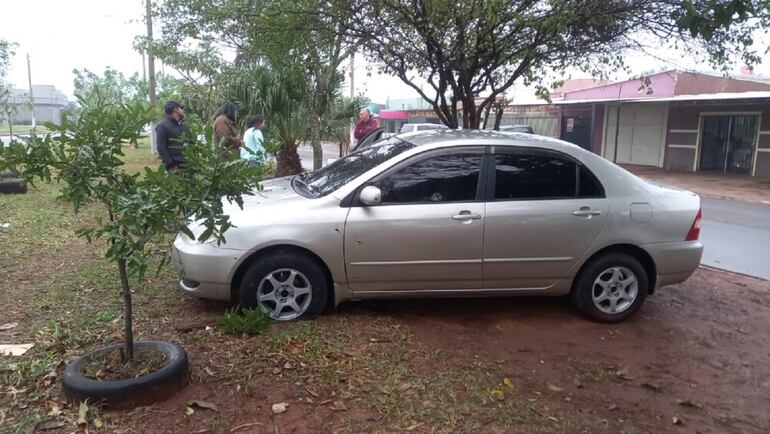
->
left=213, top=101, right=243, bottom=160
left=241, top=115, right=267, bottom=167
left=353, top=108, right=378, bottom=144
left=155, top=101, right=191, bottom=171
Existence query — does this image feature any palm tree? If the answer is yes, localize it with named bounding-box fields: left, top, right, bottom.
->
left=228, top=66, right=310, bottom=176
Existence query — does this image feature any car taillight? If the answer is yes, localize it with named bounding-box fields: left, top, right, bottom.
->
left=685, top=208, right=702, bottom=241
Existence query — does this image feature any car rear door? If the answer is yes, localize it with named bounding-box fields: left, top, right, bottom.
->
left=483, top=147, right=608, bottom=289
left=344, top=147, right=486, bottom=294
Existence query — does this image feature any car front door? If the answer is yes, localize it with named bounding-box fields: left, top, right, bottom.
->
left=344, top=148, right=486, bottom=294
left=483, top=147, right=608, bottom=289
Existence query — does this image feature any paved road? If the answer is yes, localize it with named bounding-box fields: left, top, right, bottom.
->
left=297, top=143, right=342, bottom=170
left=700, top=197, right=770, bottom=280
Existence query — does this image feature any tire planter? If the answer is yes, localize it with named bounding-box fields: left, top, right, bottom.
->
left=0, top=177, right=27, bottom=194
left=62, top=341, right=189, bottom=408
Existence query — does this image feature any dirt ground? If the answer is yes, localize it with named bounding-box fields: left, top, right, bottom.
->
left=622, top=165, right=770, bottom=204
left=91, top=267, right=769, bottom=434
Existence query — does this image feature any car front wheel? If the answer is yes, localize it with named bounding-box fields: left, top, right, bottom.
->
left=239, top=251, right=328, bottom=321
left=572, top=252, right=649, bottom=323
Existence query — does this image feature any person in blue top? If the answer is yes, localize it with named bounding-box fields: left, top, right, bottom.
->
left=241, top=116, right=267, bottom=166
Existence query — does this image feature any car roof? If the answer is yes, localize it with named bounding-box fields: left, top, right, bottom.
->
left=397, top=129, right=582, bottom=153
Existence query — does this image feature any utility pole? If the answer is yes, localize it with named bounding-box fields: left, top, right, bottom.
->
left=145, top=0, right=158, bottom=155
left=349, top=55, right=354, bottom=99
left=26, top=53, right=36, bottom=131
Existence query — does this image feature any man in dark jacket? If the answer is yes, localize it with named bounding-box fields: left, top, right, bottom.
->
left=155, top=101, right=192, bottom=171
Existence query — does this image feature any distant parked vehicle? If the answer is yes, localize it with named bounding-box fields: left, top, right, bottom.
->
left=499, top=124, right=535, bottom=134
left=399, top=123, right=449, bottom=134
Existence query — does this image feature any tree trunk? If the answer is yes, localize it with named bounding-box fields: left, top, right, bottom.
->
left=310, top=117, right=323, bottom=170
left=276, top=145, right=302, bottom=177
left=493, top=105, right=505, bottom=130
left=118, top=258, right=134, bottom=361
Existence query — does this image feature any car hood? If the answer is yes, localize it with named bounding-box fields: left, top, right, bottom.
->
left=221, top=176, right=305, bottom=213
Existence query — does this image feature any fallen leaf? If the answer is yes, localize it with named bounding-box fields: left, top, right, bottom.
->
left=186, top=406, right=195, bottom=416
left=642, top=382, right=661, bottom=391
left=490, top=389, right=505, bottom=401
left=608, top=403, right=618, bottom=411
left=35, top=420, right=66, bottom=431
left=0, top=344, right=33, bottom=356
left=330, top=400, right=348, bottom=411
left=503, top=378, right=514, bottom=389
left=547, top=383, right=563, bottom=393
left=0, top=322, right=18, bottom=331
left=395, top=382, right=412, bottom=392
left=406, top=422, right=423, bottom=431
left=672, top=416, right=682, bottom=425
left=615, top=368, right=634, bottom=381
left=272, top=402, right=289, bottom=414
left=676, top=399, right=702, bottom=408
left=47, top=405, right=62, bottom=417
left=547, top=416, right=559, bottom=422
left=77, top=402, right=88, bottom=425
left=187, top=400, right=219, bottom=412
left=283, top=361, right=292, bottom=370
left=272, top=367, right=282, bottom=375
left=94, top=418, right=103, bottom=429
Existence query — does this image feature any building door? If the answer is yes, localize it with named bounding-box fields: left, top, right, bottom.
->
left=561, top=113, right=592, bottom=150
left=603, top=104, right=666, bottom=167
left=699, top=115, right=758, bottom=174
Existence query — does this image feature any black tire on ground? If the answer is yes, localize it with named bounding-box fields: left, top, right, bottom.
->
left=61, top=341, right=189, bottom=408
left=239, top=250, right=328, bottom=321
left=571, top=252, right=649, bottom=323
left=0, top=178, right=27, bottom=194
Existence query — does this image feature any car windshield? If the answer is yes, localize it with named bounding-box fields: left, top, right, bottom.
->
left=295, top=138, right=415, bottom=198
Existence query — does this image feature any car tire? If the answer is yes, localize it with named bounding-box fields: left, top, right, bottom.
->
left=572, top=252, right=648, bottom=323
left=238, top=250, right=328, bottom=321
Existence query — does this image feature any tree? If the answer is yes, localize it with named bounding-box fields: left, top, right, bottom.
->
left=0, top=102, right=260, bottom=360
left=257, top=0, right=360, bottom=169
left=72, top=68, right=146, bottom=111
left=334, top=0, right=770, bottom=129
left=154, top=0, right=360, bottom=171
left=227, top=66, right=311, bottom=176
left=0, top=39, right=17, bottom=132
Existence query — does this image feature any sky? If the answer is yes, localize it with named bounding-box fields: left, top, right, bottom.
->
left=3, top=0, right=770, bottom=105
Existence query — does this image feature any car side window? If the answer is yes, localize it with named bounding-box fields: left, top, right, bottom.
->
left=578, top=165, right=604, bottom=198
left=494, top=151, right=605, bottom=200
left=494, top=152, right=576, bottom=200
left=378, top=154, right=482, bottom=204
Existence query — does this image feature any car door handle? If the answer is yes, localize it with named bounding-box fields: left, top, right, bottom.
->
left=452, top=211, right=482, bottom=220
left=572, top=207, right=602, bottom=217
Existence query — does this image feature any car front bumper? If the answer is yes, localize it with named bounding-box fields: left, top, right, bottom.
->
left=172, top=234, right=245, bottom=301
left=642, top=240, right=704, bottom=289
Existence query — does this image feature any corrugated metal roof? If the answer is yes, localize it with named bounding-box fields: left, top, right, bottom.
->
left=556, top=91, right=770, bottom=105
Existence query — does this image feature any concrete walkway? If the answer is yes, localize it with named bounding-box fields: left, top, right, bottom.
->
left=623, top=164, right=770, bottom=204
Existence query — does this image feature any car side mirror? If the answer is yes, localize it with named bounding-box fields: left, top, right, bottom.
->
left=359, top=185, right=382, bottom=206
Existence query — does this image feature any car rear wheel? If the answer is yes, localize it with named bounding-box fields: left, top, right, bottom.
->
left=572, top=252, right=648, bottom=323
left=238, top=251, right=328, bottom=321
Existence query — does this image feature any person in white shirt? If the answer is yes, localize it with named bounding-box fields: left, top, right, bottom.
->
left=241, top=116, right=267, bottom=166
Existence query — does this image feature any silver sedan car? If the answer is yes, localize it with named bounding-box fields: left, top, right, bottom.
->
left=173, top=130, right=703, bottom=323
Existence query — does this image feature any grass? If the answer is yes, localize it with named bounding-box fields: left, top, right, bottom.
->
left=218, top=306, right=271, bottom=335
left=0, top=124, right=49, bottom=134
left=0, top=144, right=577, bottom=433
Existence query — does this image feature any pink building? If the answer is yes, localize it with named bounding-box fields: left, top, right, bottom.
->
left=552, top=70, right=770, bottom=176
